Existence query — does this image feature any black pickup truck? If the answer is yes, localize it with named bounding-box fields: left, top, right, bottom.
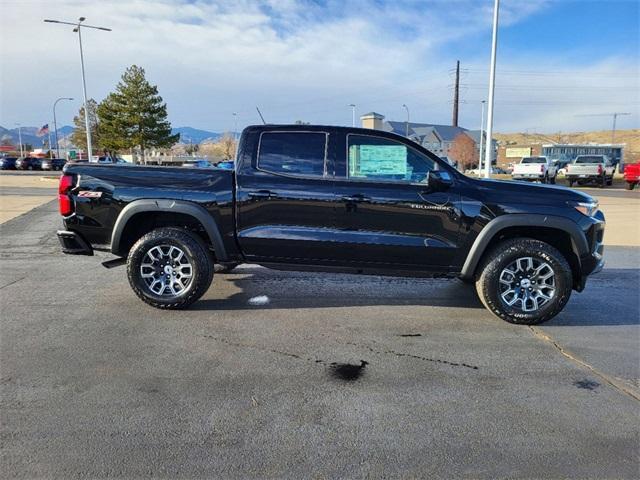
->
left=57, top=125, right=605, bottom=324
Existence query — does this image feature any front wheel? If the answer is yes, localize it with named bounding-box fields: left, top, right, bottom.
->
left=127, top=227, right=213, bottom=309
left=475, top=238, right=573, bottom=325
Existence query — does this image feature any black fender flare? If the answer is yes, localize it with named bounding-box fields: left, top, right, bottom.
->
left=110, top=199, right=228, bottom=260
left=459, top=214, right=588, bottom=280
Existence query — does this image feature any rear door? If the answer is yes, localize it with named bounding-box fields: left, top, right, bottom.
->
left=332, top=132, right=461, bottom=271
left=235, top=130, right=339, bottom=262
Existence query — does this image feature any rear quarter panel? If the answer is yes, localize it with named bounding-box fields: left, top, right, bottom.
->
left=62, top=163, right=236, bottom=253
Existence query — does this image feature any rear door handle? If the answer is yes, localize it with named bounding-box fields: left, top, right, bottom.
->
left=248, top=190, right=277, bottom=199
left=341, top=194, right=371, bottom=203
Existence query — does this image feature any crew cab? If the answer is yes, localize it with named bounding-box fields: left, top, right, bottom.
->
left=623, top=163, right=639, bottom=190
left=511, top=156, right=558, bottom=184
left=56, top=125, right=605, bottom=325
left=566, top=155, right=615, bottom=188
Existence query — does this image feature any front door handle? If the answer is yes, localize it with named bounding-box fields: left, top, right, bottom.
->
left=248, top=190, right=276, bottom=199
left=341, top=194, right=371, bottom=203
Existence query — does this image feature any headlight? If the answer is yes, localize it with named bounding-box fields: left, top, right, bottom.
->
left=571, top=201, right=599, bottom=217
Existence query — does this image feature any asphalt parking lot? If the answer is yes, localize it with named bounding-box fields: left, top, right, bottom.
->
left=1, top=177, right=639, bottom=478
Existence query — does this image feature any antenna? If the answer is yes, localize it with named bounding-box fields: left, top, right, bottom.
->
left=256, top=107, right=266, bottom=125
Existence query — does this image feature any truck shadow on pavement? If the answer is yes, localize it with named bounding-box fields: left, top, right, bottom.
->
left=193, top=267, right=640, bottom=327
left=193, top=267, right=485, bottom=311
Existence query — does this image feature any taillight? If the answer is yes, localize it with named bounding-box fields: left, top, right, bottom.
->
left=597, top=164, right=603, bottom=175
left=58, top=174, right=74, bottom=216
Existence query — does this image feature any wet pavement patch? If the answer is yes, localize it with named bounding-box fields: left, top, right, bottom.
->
left=574, top=379, right=600, bottom=391
left=330, top=360, right=368, bottom=381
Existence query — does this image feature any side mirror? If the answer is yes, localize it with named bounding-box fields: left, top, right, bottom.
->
left=428, top=170, right=453, bottom=191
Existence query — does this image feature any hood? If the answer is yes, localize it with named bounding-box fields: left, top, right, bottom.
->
left=468, top=177, right=596, bottom=205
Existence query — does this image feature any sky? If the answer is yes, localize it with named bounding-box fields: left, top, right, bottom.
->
left=1, top=0, right=639, bottom=134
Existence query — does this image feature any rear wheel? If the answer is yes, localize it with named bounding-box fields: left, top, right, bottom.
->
left=127, top=227, right=213, bottom=309
left=598, top=174, right=606, bottom=188
left=625, top=181, right=636, bottom=191
left=475, top=238, right=572, bottom=325
left=549, top=175, right=556, bottom=185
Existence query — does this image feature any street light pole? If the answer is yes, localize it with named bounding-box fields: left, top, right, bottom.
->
left=15, top=123, right=24, bottom=157
left=402, top=104, right=410, bottom=138
left=348, top=104, right=356, bottom=127
left=44, top=17, right=111, bottom=161
left=483, top=0, right=499, bottom=179
left=53, top=97, right=73, bottom=159
left=478, top=100, right=486, bottom=178
left=233, top=112, right=238, bottom=141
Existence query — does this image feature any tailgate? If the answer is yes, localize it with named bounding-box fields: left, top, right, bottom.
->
left=568, top=164, right=599, bottom=175
left=513, top=164, right=543, bottom=175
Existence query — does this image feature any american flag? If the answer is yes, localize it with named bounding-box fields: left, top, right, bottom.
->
left=36, top=124, right=49, bottom=137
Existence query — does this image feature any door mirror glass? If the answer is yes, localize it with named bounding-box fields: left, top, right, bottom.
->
left=428, top=170, right=453, bottom=190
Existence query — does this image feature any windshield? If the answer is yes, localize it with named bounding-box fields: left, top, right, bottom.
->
left=521, top=157, right=545, bottom=164
left=574, top=156, right=605, bottom=164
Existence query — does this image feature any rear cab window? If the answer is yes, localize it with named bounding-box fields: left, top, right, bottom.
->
left=521, top=157, right=546, bottom=164
left=258, top=132, right=328, bottom=177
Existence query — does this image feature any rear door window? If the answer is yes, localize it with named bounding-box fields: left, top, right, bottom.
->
left=258, top=132, right=327, bottom=177
left=347, top=134, right=434, bottom=183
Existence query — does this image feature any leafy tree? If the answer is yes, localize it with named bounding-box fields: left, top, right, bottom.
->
left=97, top=65, right=179, bottom=156
left=71, top=99, right=100, bottom=152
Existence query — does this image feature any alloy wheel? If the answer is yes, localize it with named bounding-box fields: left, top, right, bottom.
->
left=498, top=257, right=556, bottom=312
left=140, top=245, right=193, bottom=296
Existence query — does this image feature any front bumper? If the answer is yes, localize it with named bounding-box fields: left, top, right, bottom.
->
left=574, top=212, right=605, bottom=291
left=57, top=230, right=93, bottom=256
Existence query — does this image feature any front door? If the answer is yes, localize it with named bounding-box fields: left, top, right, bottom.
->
left=236, top=130, right=338, bottom=262
left=333, top=132, right=461, bottom=271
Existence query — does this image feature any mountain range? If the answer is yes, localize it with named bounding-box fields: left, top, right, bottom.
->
left=0, top=125, right=224, bottom=148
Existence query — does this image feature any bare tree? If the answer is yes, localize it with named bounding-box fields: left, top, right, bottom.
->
left=449, top=133, right=479, bottom=170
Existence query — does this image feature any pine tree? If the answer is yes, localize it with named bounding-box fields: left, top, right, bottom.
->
left=97, top=65, right=179, bottom=156
left=71, top=99, right=100, bottom=152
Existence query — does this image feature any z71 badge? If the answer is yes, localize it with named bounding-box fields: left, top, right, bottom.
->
left=77, top=191, right=102, bottom=198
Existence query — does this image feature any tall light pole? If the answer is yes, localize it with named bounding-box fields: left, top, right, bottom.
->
left=53, top=97, right=73, bottom=159
left=348, top=104, right=356, bottom=127
left=478, top=100, right=486, bottom=177
left=45, top=17, right=111, bottom=161
left=15, top=123, right=24, bottom=157
left=232, top=112, right=238, bottom=141
left=402, top=104, right=410, bottom=137
left=483, top=0, right=499, bottom=179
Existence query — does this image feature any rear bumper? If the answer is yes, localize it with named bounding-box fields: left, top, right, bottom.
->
left=57, top=230, right=93, bottom=256
left=512, top=174, right=545, bottom=181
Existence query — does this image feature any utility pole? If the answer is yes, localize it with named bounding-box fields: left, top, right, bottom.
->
left=484, top=0, right=500, bottom=179
left=452, top=60, right=460, bottom=127
left=478, top=100, right=486, bottom=177
left=348, top=104, right=356, bottom=127
left=45, top=17, right=111, bottom=161
left=15, top=123, right=24, bottom=157
left=575, top=112, right=631, bottom=144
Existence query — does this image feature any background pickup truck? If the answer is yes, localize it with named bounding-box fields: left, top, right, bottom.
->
left=56, top=125, right=605, bottom=325
left=565, top=155, right=615, bottom=188
left=511, top=156, right=558, bottom=183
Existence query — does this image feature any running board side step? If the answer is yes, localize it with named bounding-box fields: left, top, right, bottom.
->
left=102, top=258, right=127, bottom=269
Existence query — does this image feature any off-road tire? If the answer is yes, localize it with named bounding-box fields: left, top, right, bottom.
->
left=127, top=227, right=213, bottom=309
left=475, top=238, right=572, bottom=325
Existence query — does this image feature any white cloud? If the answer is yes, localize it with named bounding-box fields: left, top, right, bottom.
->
left=0, top=0, right=637, bottom=133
